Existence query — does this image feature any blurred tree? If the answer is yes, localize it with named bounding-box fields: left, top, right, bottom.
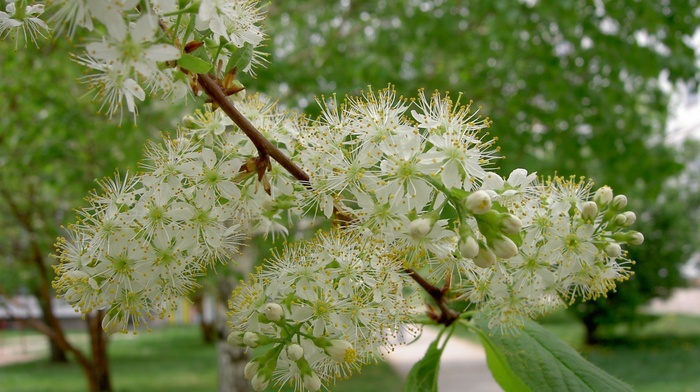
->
left=572, top=139, right=700, bottom=343
left=0, top=39, right=181, bottom=391
left=250, top=0, right=700, bottom=342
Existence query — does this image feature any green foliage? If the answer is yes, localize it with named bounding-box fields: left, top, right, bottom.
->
left=178, top=53, right=213, bottom=74
left=473, top=319, right=633, bottom=392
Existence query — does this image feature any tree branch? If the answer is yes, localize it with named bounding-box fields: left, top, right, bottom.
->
left=196, top=73, right=310, bottom=186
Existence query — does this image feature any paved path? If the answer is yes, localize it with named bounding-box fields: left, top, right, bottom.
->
left=385, top=327, right=502, bottom=392
left=0, top=335, right=47, bottom=366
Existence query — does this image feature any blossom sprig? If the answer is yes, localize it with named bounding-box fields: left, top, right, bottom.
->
left=227, top=229, right=417, bottom=392
left=53, top=95, right=302, bottom=333
left=40, top=0, right=269, bottom=121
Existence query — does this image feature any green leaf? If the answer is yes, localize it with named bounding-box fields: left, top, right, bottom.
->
left=178, top=53, right=212, bottom=74
left=225, top=43, right=254, bottom=73
left=474, top=326, right=533, bottom=392
left=404, top=332, right=446, bottom=392
left=475, top=319, right=634, bottom=392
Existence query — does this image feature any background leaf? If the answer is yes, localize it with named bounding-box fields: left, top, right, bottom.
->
left=403, top=332, right=445, bottom=392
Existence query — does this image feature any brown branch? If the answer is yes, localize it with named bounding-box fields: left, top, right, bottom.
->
left=404, top=268, right=459, bottom=326
left=196, top=73, right=310, bottom=186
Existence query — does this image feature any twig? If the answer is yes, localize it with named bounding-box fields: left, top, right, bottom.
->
left=196, top=73, right=310, bottom=186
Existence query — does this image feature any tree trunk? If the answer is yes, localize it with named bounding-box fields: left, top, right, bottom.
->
left=88, top=311, right=112, bottom=392
left=217, top=342, right=252, bottom=392
left=582, top=313, right=600, bottom=345
left=48, top=337, right=69, bottom=363
left=216, top=278, right=251, bottom=392
left=32, top=289, right=68, bottom=363
left=192, top=291, right=217, bottom=344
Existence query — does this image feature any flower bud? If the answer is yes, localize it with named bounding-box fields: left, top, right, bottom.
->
left=500, top=214, right=523, bottom=234
left=286, top=343, right=304, bottom=361
left=613, top=213, right=627, bottom=226
left=408, top=217, right=433, bottom=239
left=491, top=237, right=519, bottom=259
left=581, top=201, right=598, bottom=221
left=466, top=190, right=492, bottom=214
left=612, top=194, right=627, bottom=210
left=244, top=361, right=259, bottom=381
left=251, top=373, right=269, bottom=391
left=243, top=332, right=259, bottom=348
left=629, top=231, right=644, bottom=245
left=473, top=246, right=496, bottom=268
left=303, top=372, right=322, bottom=392
left=182, top=114, right=196, bottom=128
left=605, top=242, right=622, bottom=257
left=263, top=303, right=284, bottom=322
left=227, top=332, right=244, bottom=347
left=594, top=186, right=613, bottom=206
left=459, top=236, right=480, bottom=259
left=324, top=340, right=356, bottom=363
left=622, top=211, right=636, bottom=226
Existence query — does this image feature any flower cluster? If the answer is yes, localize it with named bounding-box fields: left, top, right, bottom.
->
left=293, top=87, right=643, bottom=332
left=227, top=229, right=417, bottom=392
left=50, top=84, right=645, bottom=389
left=53, top=96, right=301, bottom=333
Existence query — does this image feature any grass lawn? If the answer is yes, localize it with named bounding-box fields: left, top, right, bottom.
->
left=0, top=325, right=403, bottom=392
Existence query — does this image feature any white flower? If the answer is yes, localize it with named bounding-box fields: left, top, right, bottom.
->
left=0, top=0, right=50, bottom=48
left=72, top=55, right=146, bottom=123
left=323, top=339, right=355, bottom=363
left=74, top=13, right=180, bottom=121
left=197, top=0, right=266, bottom=70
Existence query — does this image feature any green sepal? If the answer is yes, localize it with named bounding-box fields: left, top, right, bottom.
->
left=225, top=42, right=254, bottom=73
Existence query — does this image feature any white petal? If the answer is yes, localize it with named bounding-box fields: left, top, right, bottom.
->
left=145, top=44, right=181, bottom=61
left=124, top=78, right=145, bottom=106
left=201, top=148, right=216, bottom=168
left=132, top=13, right=158, bottom=43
